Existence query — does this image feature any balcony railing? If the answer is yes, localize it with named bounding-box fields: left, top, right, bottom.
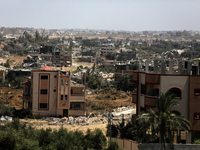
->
left=145, top=95, right=157, bottom=107
left=145, top=74, right=160, bottom=84
left=70, top=95, right=85, bottom=102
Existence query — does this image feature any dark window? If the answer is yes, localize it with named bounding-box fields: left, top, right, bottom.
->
left=61, top=80, right=64, bottom=86
left=54, top=89, right=56, bottom=92
left=40, top=89, right=48, bottom=94
left=141, top=84, right=145, bottom=94
left=153, top=88, right=159, bottom=96
left=41, top=75, right=48, bottom=79
left=74, top=103, right=80, bottom=108
left=194, top=113, right=200, bottom=120
left=169, top=88, right=181, bottom=98
left=194, top=89, right=200, bottom=96
left=40, top=103, right=48, bottom=109
left=54, top=75, right=57, bottom=78
left=61, top=95, right=63, bottom=101
left=65, top=95, right=68, bottom=101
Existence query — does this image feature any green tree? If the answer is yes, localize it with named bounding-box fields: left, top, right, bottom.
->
left=4, top=59, right=10, bottom=68
left=137, top=92, right=190, bottom=150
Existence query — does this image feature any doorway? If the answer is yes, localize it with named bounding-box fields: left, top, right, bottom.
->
left=63, top=109, right=68, bottom=117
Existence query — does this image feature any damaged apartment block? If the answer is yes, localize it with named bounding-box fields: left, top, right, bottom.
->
left=22, top=66, right=85, bottom=117
left=52, top=48, right=72, bottom=67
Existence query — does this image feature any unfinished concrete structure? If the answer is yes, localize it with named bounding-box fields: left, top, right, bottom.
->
left=22, top=66, right=85, bottom=117
left=52, top=50, right=72, bottom=67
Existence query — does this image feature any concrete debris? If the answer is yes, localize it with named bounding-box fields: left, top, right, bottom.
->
left=0, top=116, right=13, bottom=122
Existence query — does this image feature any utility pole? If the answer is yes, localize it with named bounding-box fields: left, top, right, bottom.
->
left=107, top=112, right=112, bottom=149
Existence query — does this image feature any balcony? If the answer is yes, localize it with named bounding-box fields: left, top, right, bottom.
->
left=70, top=95, right=85, bottom=102
left=145, top=95, right=157, bottom=107
left=145, top=74, right=160, bottom=84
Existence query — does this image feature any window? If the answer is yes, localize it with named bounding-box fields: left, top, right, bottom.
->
left=61, top=80, right=64, bottom=86
left=194, top=113, right=200, bottom=120
left=54, top=75, right=57, bottom=78
left=54, top=89, right=56, bottom=92
left=141, top=84, right=145, bottom=94
left=65, top=95, right=68, bottom=101
left=74, top=103, right=80, bottom=108
left=153, top=88, right=159, bottom=96
left=40, top=89, right=48, bottom=94
left=40, top=103, right=48, bottom=109
left=70, top=103, right=81, bottom=110
left=194, top=89, right=200, bottom=96
left=168, top=87, right=181, bottom=98
left=61, top=95, right=63, bottom=101
left=41, top=75, right=48, bottom=79
left=65, top=80, right=68, bottom=85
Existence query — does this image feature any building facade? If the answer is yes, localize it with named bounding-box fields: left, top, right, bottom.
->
left=115, top=60, right=200, bottom=143
left=52, top=50, right=72, bottom=67
left=22, top=67, right=85, bottom=117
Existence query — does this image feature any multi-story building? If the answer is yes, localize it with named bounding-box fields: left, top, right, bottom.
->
left=100, top=44, right=116, bottom=56
left=116, top=60, right=200, bottom=143
left=117, top=49, right=136, bottom=61
left=22, top=66, right=85, bottom=117
left=52, top=50, right=72, bottom=67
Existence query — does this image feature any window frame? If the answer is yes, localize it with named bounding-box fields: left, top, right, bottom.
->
left=194, top=113, right=200, bottom=120
left=40, top=75, right=48, bottom=80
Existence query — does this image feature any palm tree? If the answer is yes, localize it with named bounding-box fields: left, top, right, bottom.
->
left=137, top=92, right=190, bottom=150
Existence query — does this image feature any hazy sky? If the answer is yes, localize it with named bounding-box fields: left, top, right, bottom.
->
left=1, top=0, right=200, bottom=31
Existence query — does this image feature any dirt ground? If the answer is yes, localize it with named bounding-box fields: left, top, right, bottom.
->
left=0, top=55, right=26, bottom=68
left=20, top=119, right=108, bottom=134
left=0, top=87, right=23, bottom=110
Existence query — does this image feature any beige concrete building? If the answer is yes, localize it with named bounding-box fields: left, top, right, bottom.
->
left=114, top=60, right=200, bottom=143
left=22, top=66, right=85, bottom=117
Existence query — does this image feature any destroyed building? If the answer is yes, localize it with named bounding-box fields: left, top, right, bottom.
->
left=52, top=49, right=72, bottom=67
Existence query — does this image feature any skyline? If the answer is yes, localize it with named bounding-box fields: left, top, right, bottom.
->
left=1, top=0, right=200, bottom=31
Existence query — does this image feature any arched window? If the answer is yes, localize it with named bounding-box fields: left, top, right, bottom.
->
left=168, top=87, right=181, bottom=98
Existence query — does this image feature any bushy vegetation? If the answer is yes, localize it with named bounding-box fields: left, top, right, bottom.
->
left=0, top=119, right=109, bottom=150
left=0, top=103, right=14, bottom=116
left=107, top=117, right=141, bottom=142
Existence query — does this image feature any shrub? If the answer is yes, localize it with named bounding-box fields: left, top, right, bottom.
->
left=193, top=139, right=200, bottom=144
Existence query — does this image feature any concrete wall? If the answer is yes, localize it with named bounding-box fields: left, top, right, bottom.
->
left=160, top=76, right=189, bottom=118
left=139, top=143, right=200, bottom=150
left=32, top=71, right=58, bottom=117
left=112, top=138, right=139, bottom=150
left=189, top=76, right=200, bottom=131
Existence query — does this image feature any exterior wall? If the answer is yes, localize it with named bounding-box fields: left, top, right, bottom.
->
left=145, top=74, right=160, bottom=84
left=189, top=76, right=200, bottom=131
left=68, top=110, right=85, bottom=116
left=31, top=71, right=59, bottom=117
left=160, top=75, right=189, bottom=118
left=57, top=75, right=70, bottom=109
left=139, top=143, right=200, bottom=150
